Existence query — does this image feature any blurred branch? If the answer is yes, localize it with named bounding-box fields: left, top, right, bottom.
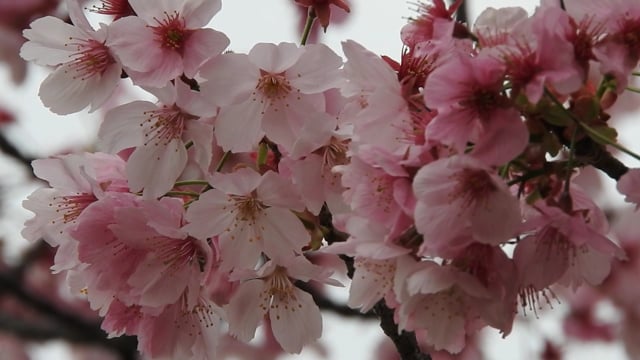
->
left=0, top=130, right=35, bottom=177
left=455, top=0, right=468, bottom=24
left=296, top=282, right=377, bottom=319
left=0, top=271, right=139, bottom=360
left=574, top=138, right=629, bottom=180
left=320, top=203, right=431, bottom=359
left=0, top=313, right=137, bottom=359
left=374, top=301, right=432, bottom=360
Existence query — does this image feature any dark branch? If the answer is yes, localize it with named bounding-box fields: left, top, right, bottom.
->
left=320, top=201, right=431, bottom=358
left=455, top=0, right=468, bottom=24
left=0, top=130, right=35, bottom=176
left=0, top=313, right=137, bottom=356
left=0, top=271, right=139, bottom=360
left=296, top=282, right=377, bottom=319
left=373, top=301, right=432, bottom=360
left=573, top=138, right=628, bottom=180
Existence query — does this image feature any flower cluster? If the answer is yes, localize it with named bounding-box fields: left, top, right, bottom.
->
left=20, top=0, right=640, bottom=358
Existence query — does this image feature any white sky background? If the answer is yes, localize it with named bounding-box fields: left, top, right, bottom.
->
left=0, top=0, right=637, bottom=359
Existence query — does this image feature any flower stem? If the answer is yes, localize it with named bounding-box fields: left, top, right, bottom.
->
left=544, top=88, right=640, bottom=161
left=626, top=86, right=640, bottom=94
left=300, top=7, right=317, bottom=46
left=174, top=180, right=210, bottom=187
left=216, top=151, right=231, bottom=172
left=165, top=191, right=200, bottom=198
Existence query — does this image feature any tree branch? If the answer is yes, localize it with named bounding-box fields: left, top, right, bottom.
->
left=296, top=282, right=376, bottom=319
left=573, top=137, right=629, bottom=180
left=0, top=271, right=139, bottom=360
left=319, top=204, right=431, bottom=358
left=373, top=301, right=432, bottom=360
left=0, top=130, right=35, bottom=176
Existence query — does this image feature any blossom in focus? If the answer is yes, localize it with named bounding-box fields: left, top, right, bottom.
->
left=20, top=1, right=122, bottom=115
left=225, top=256, right=341, bottom=353
left=98, top=81, right=216, bottom=199
left=423, top=53, right=528, bottom=165
left=107, top=0, right=229, bottom=87
left=412, top=155, right=521, bottom=256
left=184, top=167, right=309, bottom=270
left=199, top=42, right=343, bottom=153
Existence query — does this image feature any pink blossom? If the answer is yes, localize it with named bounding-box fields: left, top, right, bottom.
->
left=413, top=155, right=521, bottom=256
left=562, top=287, right=615, bottom=342
left=324, top=216, right=413, bottom=311
left=107, top=0, right=229, bottom=87
left=340, top=40, right=411, bottom=154
left=449, top=244, right=518, bottom=336
left=502, top=5, right=584, bottom=103
left=616, top=168, right=640, bottom=209
left=184, top=167, right=309, bottom=270
left=591, top=3, right=640, bottom=92
left=225, top=256, right=340, bottom=353
left=69, top=192, right=148, bottom=313
left=22, top=153, right=127, bottom=247
left=401, top=0, right=463, bottom=47
left=199, top=42, right=343, bottom=152
left=135, top=296, right=223, bottom=360
left=515, top=193, right=625, bottom=293
left=473, top=7, right=528, bottom=49
left=20, top=5, right=121, bottom=114
left=423, top=53, right=528, bottom=165
left=337, top=154, right=413, bottom=235
left=396, top=259, right=491, bottom=353
left=98, top=81, right=215, bottom=198
left=89, top=0, right=135, bottom=20
left=0, top=26, right=27, bottom=84
left=108, top=197, right=212, bottom=309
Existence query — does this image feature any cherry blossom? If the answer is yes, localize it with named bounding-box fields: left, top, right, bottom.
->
left=184, top=167, right=309, bottom=270
left=107, top=0, right=229, bottom=87
left=199, top=42, right=343, bottom=152
left=20, top=1, right=121, bottom=114
left=16, top=0, right=640, bottom=358
left=225, top=256, right=341, bottom=353
left=22, top=152, right=127, bottom=246
left=412, top=155, right=521, bottom=256
left=98, top=81, right=215, bottom=198
left=617, top=168, right=640, bottom=208
left=423, top=52, right=528, bottom=164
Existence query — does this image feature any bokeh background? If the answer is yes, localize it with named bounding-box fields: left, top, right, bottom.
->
left=0, top=0, right=639, bottom=359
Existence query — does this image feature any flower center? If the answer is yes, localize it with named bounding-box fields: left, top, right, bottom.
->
left=230, top=192, right=265, bottom=223
left=142, top=106, right=196, bottom=146
left=449, top=168, right=497, bottom=208
left=50, top=193, right=97, bottom=225
left=267, top=267, right=295, bottom=302
left=152, top=11, right=192, bottom=52
left=256, top=70, right=292, bottom=101
left=90, top=0, right=135, bottom=20
left=66, top=38, right=115, bottom=80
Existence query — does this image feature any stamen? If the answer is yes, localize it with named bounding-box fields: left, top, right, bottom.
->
left=64, top=38, right=115, bottom=80
left=151, top=11, right=192, bottom=52
left=89, top=0, right=135, bottom=19
left=141, top=106, right=196, bottom=147
left=50, top=193, right=97, bottom=226
left=448, top=168, right=497, bottom=209
left=255, top=70, right=293, bottom=103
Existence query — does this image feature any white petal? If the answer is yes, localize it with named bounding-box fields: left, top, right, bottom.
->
left=225, top=280, right=266, bottom=342
left=126, top=139, right=188, bottom=198
left=270, top=288, right=322, bottom=354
